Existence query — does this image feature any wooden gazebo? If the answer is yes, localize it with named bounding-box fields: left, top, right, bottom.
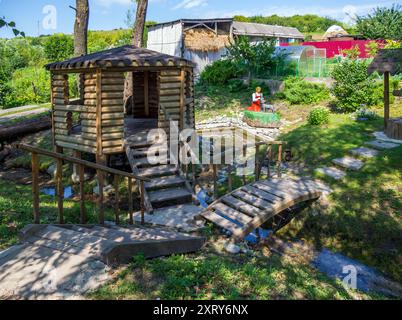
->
left=368, top=48, right=402, bottom=140
left=45, top=45, right=196, bottom=165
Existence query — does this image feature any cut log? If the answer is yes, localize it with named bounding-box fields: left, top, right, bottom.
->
left=0, top=115, right=51, bottom=142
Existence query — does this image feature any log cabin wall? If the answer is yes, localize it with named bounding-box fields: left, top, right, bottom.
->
left=158, top=68, right=183, bottom=132
left=52, top=71, right=126, bottom=155
left=52, top=73, right=70, bottom=145
left=100, top=71, right=125, bottom=154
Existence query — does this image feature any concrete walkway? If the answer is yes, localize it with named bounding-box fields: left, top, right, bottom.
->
left=0, top=224, right=205, bottom=299
left=0, top=105, right=50, bottom=124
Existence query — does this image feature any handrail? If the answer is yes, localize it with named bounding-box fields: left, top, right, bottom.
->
left=18, top=144, right=149, bottom=182
left=18, top=143, right=149, bottom=226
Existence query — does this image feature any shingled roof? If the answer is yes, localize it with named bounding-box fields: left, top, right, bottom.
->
left=45, top=45, right=194, bottom=71
left=368, top=48, right=402, bottom=75
left=233, top=21, right=304, bottom=39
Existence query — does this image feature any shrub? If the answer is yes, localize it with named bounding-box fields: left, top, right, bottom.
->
left=331, top=59, right=398, bottom=112
left=280, top=77, right=330, bottom=105
left=307, top=107, right=330, bottom=125
left=353, top=107, right=378, bottom=120
left=200, top=59, right=242, bottom=85
left=43, top=34, right=74, bottom=62
left=3, top=67, right=50, bottom=108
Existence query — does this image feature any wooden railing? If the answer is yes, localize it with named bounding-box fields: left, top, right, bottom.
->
left=18, top=144, right=150, bottom=225
left=204, top=140, right=283, bottom=200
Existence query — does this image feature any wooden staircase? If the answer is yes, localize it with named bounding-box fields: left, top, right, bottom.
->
left=125, top=130, right=194, bottom=213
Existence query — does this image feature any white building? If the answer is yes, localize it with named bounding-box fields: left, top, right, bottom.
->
left=147, top=18, right=304, bottom=75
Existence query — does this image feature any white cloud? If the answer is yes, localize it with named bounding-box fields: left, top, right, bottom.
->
left=173, top=0, right=208, bottom=10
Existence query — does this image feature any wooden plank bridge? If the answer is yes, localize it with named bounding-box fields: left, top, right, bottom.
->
left=200, top=177, right=323, bottom=240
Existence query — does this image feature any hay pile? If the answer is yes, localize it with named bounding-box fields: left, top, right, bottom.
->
left=184, top=28, right=230, bottom=52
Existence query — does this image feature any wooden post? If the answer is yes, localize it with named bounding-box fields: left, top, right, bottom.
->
left=255, top=144, right=260, bottom=182
left=227, top=165, right=233, bottom=192
left=242, top=144, right=247, bottom=185
left=384, top=71, right=390, bottom=130
left=56, top=157, right=64, bottom=224
left=96, top=155, right=106, bottom=225
left=277, top=144, right=283, bottom=178
left=32, top=152, right=40, bottom=224
left=267, top=145, right=272, bottom=179
left=96, top=69, right=103, bottom=156
left=128, top=178, right=133, bottom=225
left=79, top=163, right=86, bottom=224
left=191, top=162, right=196, bottom=191
left=114, top=175, right=120, bottom=225
left=179, top=68, right=185, bottom=130
left=140, top=180, right=145, bottom=225
left=213, top=164, right=218, bottom=199
left=144, top=70, right=149, bottom=117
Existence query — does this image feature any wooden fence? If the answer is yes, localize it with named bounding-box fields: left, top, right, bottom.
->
left=18, top=143, right=150, bottom=225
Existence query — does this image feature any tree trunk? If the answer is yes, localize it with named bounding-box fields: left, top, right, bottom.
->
left=0, top=115, right=52, bottom=142
left=124, top=0, right=149, bottom=115
left=73, top=0, right=89, bottom=100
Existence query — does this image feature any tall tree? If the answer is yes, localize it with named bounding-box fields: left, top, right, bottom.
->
left=124, top=0, right=149, bottom=114
left=355, top=4, right=402, bottom=40
left=132, top=0, right=148, bottom=47
left=70, top=0, right=89, bottom=98
left=72, top=0, right=89, bottom=57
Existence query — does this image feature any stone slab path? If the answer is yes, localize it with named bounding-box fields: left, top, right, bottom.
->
left=316, top=134, right=400, bottom=180
left=365, top=140, right=400, bottom=150
left=349, top=147, right=379, bottom=158
left=332, top=156, right=364, bottom=170
left=316, top=167, right=346, bottom=180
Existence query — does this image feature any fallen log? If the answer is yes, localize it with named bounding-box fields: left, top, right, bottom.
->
left=0, top=115, right=52, bottom=142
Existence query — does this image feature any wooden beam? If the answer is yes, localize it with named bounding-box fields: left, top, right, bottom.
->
left=384, top=71, right=390, bottom=130
left=32, top=152, right=40, bottom=224
left=180, top=68, right=185, bottom=130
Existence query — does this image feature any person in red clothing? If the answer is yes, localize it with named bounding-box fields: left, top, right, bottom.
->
left=247, top=86, right=263, bottom=112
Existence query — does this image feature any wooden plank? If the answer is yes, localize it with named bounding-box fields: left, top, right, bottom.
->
left=55, top=134, right=97, bottom=147
left=160, top=96, right=180, bottom=103
left=160, top=76, right=181, bottom=83
left=201, top=210, right=240, bottom=234
left=220, top=195, right=260, bottom=217
left=102, top=84, right=124, bottom=92
left=102, top=139, right=123, bottom=148
left=241, top=185, right=278, bottom=203
left=102, top=72, right=125, bottom=79
left=54, top=104, right=85, bottom=112
left=232, top=189, right=274, bottom=210
left=103, top=146, right=124, bottom=154
left=160, top=89, right=180, bottom=96
left=212, top=203, right=253, bottom=225
left=160, top=82, right=181, bottom=89
left=101, top=112, right=123, bottom=120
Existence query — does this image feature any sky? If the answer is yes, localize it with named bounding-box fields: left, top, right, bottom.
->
left=0, top=0, right=400, bottom=38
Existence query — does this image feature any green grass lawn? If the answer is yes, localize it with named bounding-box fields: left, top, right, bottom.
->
left=278, top=104, right=402, bottom=283
left=90, top=248, right=379, bottom=300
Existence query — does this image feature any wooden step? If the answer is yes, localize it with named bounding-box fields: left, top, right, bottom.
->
left=138, top=165, right=178, bottom=178
left=148, top=187, right=192, bottom=206
left=130, top=145, right=168, bottom=158
left=145, top=175, right=186, bottom=191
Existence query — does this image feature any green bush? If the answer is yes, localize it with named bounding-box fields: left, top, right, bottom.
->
left=43, top=34, right=74, bottom=62
left=307, top=107, right=330, bottom=125
left=330, top=59, right=398, bottom=112
left=3, top=67, right=50, bottom=108
left=280, top=77, right=330, bottom=105
left=200, top=59, right=242, bottom=85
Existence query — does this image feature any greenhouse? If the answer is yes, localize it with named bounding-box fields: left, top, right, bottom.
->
left=255, top=45, right=327, bottom=78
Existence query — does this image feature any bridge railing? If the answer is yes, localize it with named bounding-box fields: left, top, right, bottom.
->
left=18, top=143, right=150, bottom=225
